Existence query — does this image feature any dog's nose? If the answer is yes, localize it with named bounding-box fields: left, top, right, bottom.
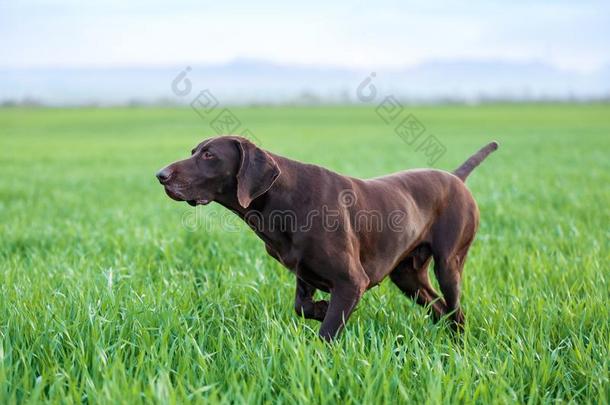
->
left=156, top=168, right=172, bottom=184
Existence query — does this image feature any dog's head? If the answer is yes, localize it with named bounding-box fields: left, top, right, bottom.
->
left=156, top=136, right=280, bottom=208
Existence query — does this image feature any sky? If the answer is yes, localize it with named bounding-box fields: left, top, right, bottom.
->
left=1, top=0, right=609, bottom=72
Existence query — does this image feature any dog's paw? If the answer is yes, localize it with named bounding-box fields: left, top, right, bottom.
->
left=313, top=300, right=329, bottom=321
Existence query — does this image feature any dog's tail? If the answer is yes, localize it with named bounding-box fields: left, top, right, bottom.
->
left=453, top=141, right=499, bottom=181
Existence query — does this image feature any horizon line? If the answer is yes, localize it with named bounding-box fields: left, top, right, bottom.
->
left=0, top=57, right=606, bottom=74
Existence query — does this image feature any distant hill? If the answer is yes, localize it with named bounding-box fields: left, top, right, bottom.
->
left=1, top=58, right=608, bottom=106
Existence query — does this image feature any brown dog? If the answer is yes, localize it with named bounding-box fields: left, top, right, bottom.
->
left=156, top=136, right=498, bottom=340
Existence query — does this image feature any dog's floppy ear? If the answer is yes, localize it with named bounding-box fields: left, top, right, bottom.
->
left=236, top=138, right=281, bottom=208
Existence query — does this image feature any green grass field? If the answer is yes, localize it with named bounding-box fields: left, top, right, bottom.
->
left=0, top=104, right=608, bottom=403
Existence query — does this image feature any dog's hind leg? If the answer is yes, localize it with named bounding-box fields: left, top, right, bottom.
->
left=432, top=254, right=466, bottom=331
left=430, top=192, right=478, bottom=332
left=390, top=245, right=447, bottom=322
left=431, top=230, right=473, bottom=331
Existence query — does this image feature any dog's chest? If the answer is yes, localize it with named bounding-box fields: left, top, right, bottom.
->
left=264, top=243, right=298, bottom=270
left=265, top=243, right=331, bottom=290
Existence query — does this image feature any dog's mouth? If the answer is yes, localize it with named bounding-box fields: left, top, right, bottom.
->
left=164, top=187, right=211, bottom=206
left=164, top=187, right=185, bottom=201
left=187, top=199, right=211, bottom=206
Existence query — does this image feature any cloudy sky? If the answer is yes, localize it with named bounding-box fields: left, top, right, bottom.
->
left=1, top=0, right=608, bottom=72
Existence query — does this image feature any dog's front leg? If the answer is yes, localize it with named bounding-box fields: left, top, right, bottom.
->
left=319, top=281, right=365, bottom=341
left=294, top=277, right=328, bottom=321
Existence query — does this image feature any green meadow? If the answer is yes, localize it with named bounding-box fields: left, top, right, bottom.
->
left=0, top=104, right=608, bottom=403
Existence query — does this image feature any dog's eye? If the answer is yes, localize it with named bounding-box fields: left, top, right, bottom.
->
left=202, top=151, right=214, bottom=160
